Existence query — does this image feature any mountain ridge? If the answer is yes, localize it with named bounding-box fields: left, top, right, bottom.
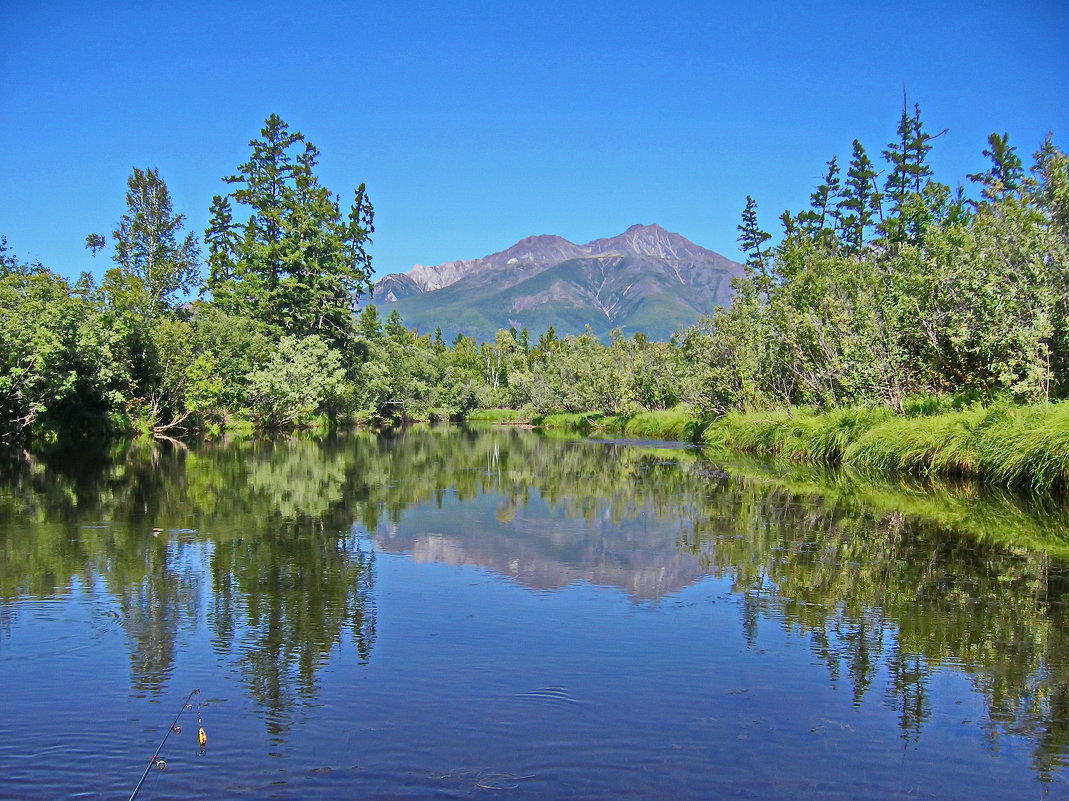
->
left=372, top=224, right=744, bottom=342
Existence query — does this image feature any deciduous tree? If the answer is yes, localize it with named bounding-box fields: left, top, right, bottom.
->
left=112, top=167, right=200, bottom=310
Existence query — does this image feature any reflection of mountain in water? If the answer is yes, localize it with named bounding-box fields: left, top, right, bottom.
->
left=373, top=490, right=707, bottom=600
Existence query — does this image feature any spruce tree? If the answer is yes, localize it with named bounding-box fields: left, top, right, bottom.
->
left=801, top=156, right=841, bottom=238
left=205, top=114, right=374, bottom=346
left=737, top=195, right=772, bottom=290
left=881, top=102, right=944, bottom=244
left=968, top=132, right=1025, bottom=203
left=838, top=140, right=882, bottom=255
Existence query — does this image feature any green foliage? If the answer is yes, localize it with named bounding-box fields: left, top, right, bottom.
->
left=616, top=405, right=709, bottom=441
left=845, top=402, right=1069, bottom=492
left=737, top=194, right=771, bottom=279
left=246, top=335, right=347, bottom=428
left=700, top=401, right=1069, bottom=494
left=465, top=408, right=531, bottom=423
left=205, top=114, right=374, bottom=349
left=0, top=262, right=127, bottom=439
left=4, top=102, right=1069, bottom=480
left=111, top=167, right=200, bottom=311
left=968, top=132, right=1025, bottom=203
left=708, top=406, right=895, bottom=462
left=677, top=107, right=1068, bottom=426
left=838, top=139, right=882, bottom=254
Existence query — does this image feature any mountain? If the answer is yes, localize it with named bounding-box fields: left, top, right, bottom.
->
left=372, top=224, right=744, bottom=341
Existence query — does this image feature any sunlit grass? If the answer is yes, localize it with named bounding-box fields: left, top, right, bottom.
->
left=846, top=402, right=1069, bottom=492
left=466, top=408, right=532, bottom=423
left=531, top=411, right=609, bottom=432
left=617, top=405, right=709, bottom=441
left=706, top=405, right=894, bottom=462
left=529, top=399, right=1069, bottom=493
left=710, top=401, right=1069, bottom=492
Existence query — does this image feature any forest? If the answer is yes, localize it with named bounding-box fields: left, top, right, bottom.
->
left=2, top=108, right=1068, bottom=488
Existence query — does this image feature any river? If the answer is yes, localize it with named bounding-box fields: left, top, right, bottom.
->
left=1, top=426, right=1066, bottom=799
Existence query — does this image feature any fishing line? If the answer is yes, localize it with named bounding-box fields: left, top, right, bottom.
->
left=127, top=688, right=204, bottom=801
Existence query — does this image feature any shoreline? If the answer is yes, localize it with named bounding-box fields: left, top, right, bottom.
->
left=502, top=401, right=1069, bottom=496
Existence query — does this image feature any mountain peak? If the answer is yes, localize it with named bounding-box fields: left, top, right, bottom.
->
left=496, top=234, right=585, bottom=265
left=582, top=223, right=714, bottom=260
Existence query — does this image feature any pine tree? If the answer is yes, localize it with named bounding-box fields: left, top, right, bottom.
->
left=800, top=156, right=841, bottom=238
left=881, top=102, right=944, bottom=244
left=738, top=195, right=772, bottom=289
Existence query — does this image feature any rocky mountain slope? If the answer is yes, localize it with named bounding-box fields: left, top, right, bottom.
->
left=372, top=224, right=744, bottom=341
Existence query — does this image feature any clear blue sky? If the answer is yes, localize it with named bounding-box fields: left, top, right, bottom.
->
left=2, top=0, right=1067, bottom=283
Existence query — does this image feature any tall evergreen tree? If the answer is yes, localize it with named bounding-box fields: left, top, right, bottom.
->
left=881, top=102, right=943, bottom=244
left=838, top=140, right=882, bottom=255
left=205, top=114, right=374, bottom=345
left=799, top=156, right=841, bottom=240
left=738, top=195, right=772, bottom=290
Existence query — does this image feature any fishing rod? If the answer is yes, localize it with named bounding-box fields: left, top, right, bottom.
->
left=127, top=688, right=206, bottom=801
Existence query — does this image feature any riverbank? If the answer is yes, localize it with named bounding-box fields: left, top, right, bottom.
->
left=509, top=401, right=1069, bottom=494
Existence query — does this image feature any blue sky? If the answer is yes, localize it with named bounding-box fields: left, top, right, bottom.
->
left=2, top=0, right=1067, bottom=283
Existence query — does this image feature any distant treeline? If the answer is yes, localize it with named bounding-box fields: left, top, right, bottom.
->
left=1, top=106, right=1067, bottom=443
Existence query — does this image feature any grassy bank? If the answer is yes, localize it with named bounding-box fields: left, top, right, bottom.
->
left=465, top=408, right=533, bottom=423
left=528, top=406, right=708, bottom=441
left=520, top=401, right=1069, bottom=494
left=710, top=403, right=1069, bottom=493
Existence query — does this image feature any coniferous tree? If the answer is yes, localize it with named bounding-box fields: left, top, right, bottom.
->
left=204, top=194, right=239, bottom=299
left=738, top=195, right=772, bottom=291
left=968, top=132, right=1025, bottom=203
left=881, top=103, right=942, bottom=244
left=799, top=156, right=841, bottom=241
left=0, top=235, right=18, bottom=275
left=838, top=140, right=882, bottom=255
left=205, top=114, right=374, bottom=345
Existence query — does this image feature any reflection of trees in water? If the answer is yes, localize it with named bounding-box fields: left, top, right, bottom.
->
left=116, top=539, right=205, bottom=696
left=0, top=427, right=1067, bottom=769
left=0, top=436, right=378, bottom=736
left=210, top=525, right=375, bottom=737
left=681, top=469, right=1069, bottom=779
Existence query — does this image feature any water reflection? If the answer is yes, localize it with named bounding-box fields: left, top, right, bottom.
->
left=0, top=436, right=378, bottom=736
left=0, top=425, right=1067, bottom=777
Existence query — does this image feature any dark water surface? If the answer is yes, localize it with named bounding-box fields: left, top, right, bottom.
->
left=1, top=426, right=1067, bottom=800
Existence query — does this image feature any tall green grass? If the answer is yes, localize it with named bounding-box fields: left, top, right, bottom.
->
left=846, top=402, right=1069, bottom=492
left=465, top=408, right=532, bottom=423
left=528, top=399, right=1069, bottom=494
left=532, top=405, right=709, bottom=442
left=531, top=411, right=610, bottom=433
left=616, top=405, right=709, bottom=441
left=706, top=405, right=894, bottom=462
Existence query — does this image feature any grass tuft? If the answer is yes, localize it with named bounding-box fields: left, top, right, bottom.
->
left=466, top=408, right=532, bottom=423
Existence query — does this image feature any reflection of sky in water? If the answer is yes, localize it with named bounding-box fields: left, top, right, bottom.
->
left=0, top=428, right=1066, bottom=799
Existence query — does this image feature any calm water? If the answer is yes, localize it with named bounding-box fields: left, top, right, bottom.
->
left=1, top=426, right=1067, bottom=800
